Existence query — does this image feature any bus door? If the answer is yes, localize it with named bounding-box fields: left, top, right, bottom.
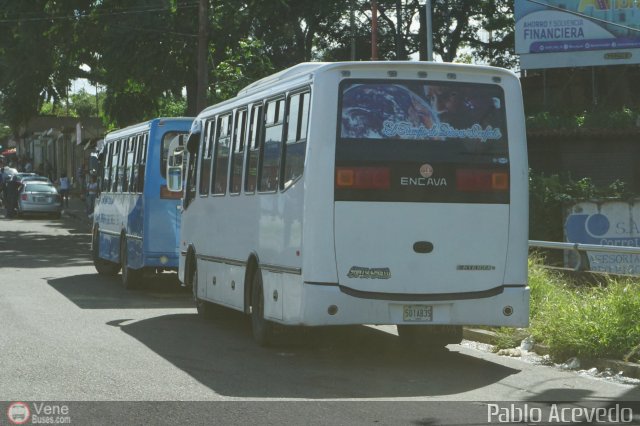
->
left=334, top=79, right=512, bottom=297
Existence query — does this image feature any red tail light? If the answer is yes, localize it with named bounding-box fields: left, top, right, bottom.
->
left=336, top=167, right=390, bottom=190
left=160, top=185, right=182, bottom=199
left=21, top=194, right=27, bottom=201
left=456, top=169, right=509, bottom=192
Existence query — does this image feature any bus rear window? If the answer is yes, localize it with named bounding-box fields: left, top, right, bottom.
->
left=336, top=80, right=509, bottom=204
left=161, top=132, right=188, bottom=179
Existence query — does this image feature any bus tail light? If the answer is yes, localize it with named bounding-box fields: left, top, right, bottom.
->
left=160, top=185, right=182, bottom=199
left=336, top=167, right=390, bottom=190
left=456, top=169, right=509, bottom=192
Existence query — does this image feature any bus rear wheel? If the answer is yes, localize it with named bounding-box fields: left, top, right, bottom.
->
left=396, top=325, right=463, bottom=350
left=250, top=268, right=274, bottom=346
left=92, top=228, right=120, bottom=276
left=120, top=237, right=143, bottom=289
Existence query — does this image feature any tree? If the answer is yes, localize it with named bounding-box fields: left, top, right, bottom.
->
left=0, top=0, right=95, bottom=131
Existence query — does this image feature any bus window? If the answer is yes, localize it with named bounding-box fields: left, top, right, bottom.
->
left=131, top=135, right=141, bottom=193
left=124, top=136, right=135, bottom=193
left=259, top=98, right=284, bottom=192
left=137, top=133, right=148, bottom=193
left=337, top=80, right=509, bottom=203
left=245, top=104, right=262, bottom=193
left=161, top=131, right=186, bottom=179
left=128, top=136, right=139, bottom=193
left=111, top=140, right=120, bottom=192
left=184, top=130, right=200, bottom=208
left=282, top=91, right=310, bottom=189
left=229, top=108, right=247, bottom=194
left=212, top=114, right=231, bottom=195
left=199, top=120, right=214, bottom=196
left=102, top=143, right=112, bottom=192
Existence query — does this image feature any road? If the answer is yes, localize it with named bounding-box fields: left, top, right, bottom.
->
left=1, top=212, right=638, bottom=425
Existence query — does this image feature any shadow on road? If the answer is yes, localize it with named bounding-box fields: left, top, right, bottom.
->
left=115, top=310, right=521, bottom=399
left=0, top=227, right=92, bottom=269
left=47, top=273, right=194, bottom=309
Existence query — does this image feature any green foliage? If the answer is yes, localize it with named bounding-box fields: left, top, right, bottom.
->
left=527, top=108, right=640, bottom=130
left=70, top=89, right=99, bottom=119
left=582, top=107, right=637, bottom=129
left=529, top=171, right=636, bottom=241
left=528, top=259, right=640, bottom=362
left=211, top=39, right=274, bottom=103
left=157, top=96, right=187, bottom=118
left=526, top=112, right=581, bottom=130
left=0, top=0, right=518, bottom=130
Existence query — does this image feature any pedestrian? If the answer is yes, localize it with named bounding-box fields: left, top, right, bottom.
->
left=76, top=165, right=86, bottom=201
left=4, top=175, right=20, bottom=218
left=0, top=170, right=5, bottom=208
left=57, top=173, right=71, bottom=208
left=86, top=175, right=98, bottom=215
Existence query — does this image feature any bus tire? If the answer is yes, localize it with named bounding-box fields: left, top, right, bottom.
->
left=396, top=325, right=463, bottom=350
left=92, top=228, right=120, bottom=276
left=120, top=236, right=142, bottom=289
left=190, top=260, right=219, bottom=319
left=250, top=268, right=274, bottom=346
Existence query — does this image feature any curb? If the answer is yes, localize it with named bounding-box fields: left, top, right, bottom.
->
left=463, top=328, right=640, bottom=379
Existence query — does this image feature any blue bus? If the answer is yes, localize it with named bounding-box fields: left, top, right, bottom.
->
left=91, top=117, right=193, bottom=288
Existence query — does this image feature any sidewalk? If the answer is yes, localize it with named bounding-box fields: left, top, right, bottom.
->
left=61, top=193, right=93, bottom=228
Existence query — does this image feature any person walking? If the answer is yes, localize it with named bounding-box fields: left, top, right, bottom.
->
left=4, top=175, right=20, bottom=218
left=86, top=175, right=98, bottom=215
left=58, top=173, right=71, bottom=208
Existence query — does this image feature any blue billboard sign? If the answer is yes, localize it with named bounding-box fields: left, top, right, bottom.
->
left=516, top=0, right=640, bottom=69
left=565, top=201, right=640, bottom=274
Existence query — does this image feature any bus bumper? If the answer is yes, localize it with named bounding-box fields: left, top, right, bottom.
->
left=295, top=284, right=530, bottom=328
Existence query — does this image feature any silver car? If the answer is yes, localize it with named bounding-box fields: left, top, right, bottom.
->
left=17, top=181, right=62, bottom=218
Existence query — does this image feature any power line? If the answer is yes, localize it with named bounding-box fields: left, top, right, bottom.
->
left=0, top=3, right=199, bottom=24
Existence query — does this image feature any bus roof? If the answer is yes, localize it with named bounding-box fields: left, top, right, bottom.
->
left=104, top=117, right=195, bottom=141
left=197, top=61, right=518, bottom=119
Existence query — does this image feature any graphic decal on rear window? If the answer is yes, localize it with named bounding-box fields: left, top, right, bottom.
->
left=340, top=82, right=505, bottom=143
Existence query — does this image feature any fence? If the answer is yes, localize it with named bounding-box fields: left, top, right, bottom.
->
left=529, top=240, right=640, bottom=272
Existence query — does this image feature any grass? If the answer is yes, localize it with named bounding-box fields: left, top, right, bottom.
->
left=511, top=258, right=640, bottom=362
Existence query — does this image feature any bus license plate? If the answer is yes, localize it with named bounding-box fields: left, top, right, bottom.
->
left=403, top=305, right=433, bottom=322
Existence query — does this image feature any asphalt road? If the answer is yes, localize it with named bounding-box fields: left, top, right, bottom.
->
left=1, top=212, right=638, bottom=425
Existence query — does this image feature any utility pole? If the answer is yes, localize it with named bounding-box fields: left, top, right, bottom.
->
left=350, top=0, right=356, bottom=60
left=196, top=0, right=208, bottom=113
left=425, top=0, right=433, bottom=61
left=395, top=0, right=403, bottom=59
left=371, top=0, right=378, bottom=60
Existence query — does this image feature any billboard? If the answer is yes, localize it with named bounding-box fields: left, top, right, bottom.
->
left=565, top=200, right=640, bottom=274
left=515, top=0, right=640, bottom=69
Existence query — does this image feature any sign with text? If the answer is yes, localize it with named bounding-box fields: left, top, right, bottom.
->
left=516, top=0, right=640, bottom=69
left=565, top=200, right=640, bottom=274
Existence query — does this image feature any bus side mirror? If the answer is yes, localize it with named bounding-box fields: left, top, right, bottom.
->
left=167, top=165, right=183, bottom=192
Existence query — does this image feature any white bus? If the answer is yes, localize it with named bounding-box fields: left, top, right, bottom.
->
left=169, top=61, right=529, bottom=346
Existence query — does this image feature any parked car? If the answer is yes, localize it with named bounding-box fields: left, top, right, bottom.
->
left=17, top=181, right=62, bottom=218
left=18, top=174, right=51, bottom=184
